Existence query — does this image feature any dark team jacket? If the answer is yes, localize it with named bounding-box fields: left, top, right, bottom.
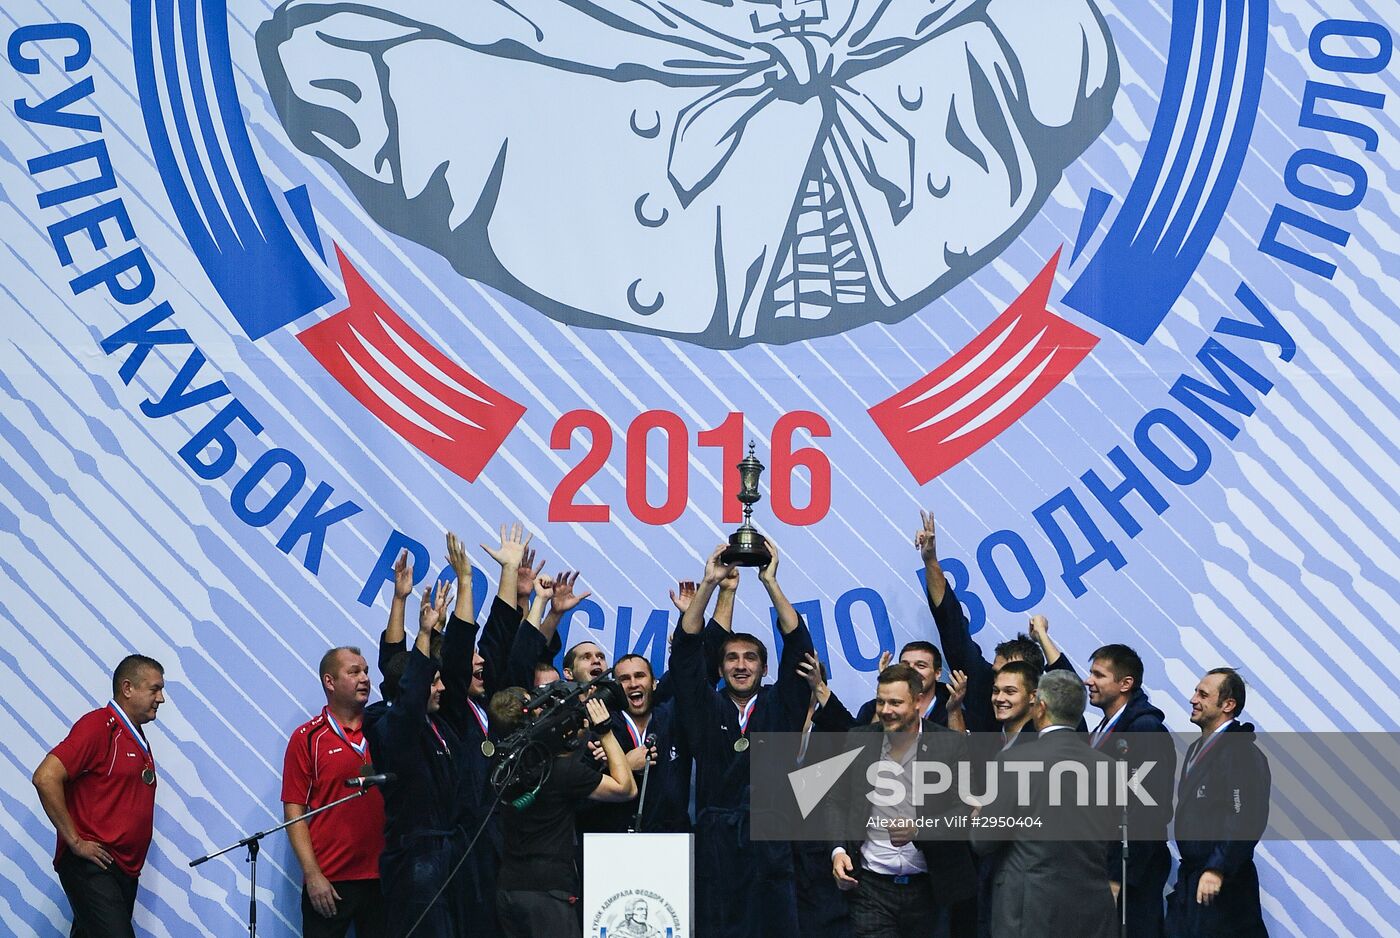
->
left=441, top=611, right=506, bottom=842
left=369, top=648, right=463, bottom=855
left=577, top=700, right=692, bottom=834
left=1174, top=721, right=1270, bottom=873
left=926, top=584, right=1000, bottom=734
left=669, top=618, right=813, bottom=814
left=1083, top=688, right=1176, bottom=885
left=652, top=617, right=728, bottom=706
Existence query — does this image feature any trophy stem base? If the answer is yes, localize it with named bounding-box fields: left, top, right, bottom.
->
left=720, top=527, right=771, bottom=568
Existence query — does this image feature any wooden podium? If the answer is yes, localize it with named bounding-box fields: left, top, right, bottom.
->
left=583, top=832, right=693, bottom=938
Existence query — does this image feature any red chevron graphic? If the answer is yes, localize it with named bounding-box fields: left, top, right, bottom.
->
left=869, top=250, right=1097, bottom=483
left=299, top=246, right=525, bottom=482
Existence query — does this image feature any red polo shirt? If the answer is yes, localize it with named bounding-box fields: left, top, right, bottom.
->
left=281, top=709, right=385, bottom=882
left=50, top=705, right=157, bottom=877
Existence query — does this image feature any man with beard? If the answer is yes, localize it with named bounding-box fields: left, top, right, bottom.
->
left=1082, top=644, right=1176, bottom=937
left=830, top=664, right=977, bottom=938
left=671, top=541, right=814, bottom=938
left=370, top=583, right=463, bottom=938
left=282, top=646, right=386, bottom=937
left=1166, top=669, right=1270, bottom=938
left=584, top=653, right=691, bottom=833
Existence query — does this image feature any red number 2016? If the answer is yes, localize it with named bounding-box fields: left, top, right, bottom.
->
left=548, top=410, right=831, bottom=526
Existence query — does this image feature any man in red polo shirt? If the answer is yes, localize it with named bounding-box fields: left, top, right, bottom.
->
left=283, top=645, right=387, bottom=938
left=32, top=653, right=166, bottom=938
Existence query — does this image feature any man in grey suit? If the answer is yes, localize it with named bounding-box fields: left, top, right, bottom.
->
left=971, top=669, right=1118, bottom=938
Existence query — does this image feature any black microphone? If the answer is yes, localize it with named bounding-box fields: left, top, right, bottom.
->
left=1114, top=738, right=1130, bottom=757
left=344, top=772, right=396, bottom=789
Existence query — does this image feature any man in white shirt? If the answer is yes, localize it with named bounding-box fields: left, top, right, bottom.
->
left=830, top=664, right=977, bottom=937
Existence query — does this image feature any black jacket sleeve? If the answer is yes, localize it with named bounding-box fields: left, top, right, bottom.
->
left=439, top=613, right=479, bottom=735
left=377, top=629, right=408, bottom=700
left=927, top=585, right=997, bottom=732
left=773, top=620, right=816, bottom=733
left=666, top=626, right=712, bottom=755
left=478, top=597, right=521, bottom=698
left=379, top=647, right=435, bottom=766
left=812, top=692, right=858, bottom=734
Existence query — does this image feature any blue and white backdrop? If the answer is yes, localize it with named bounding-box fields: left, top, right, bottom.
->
left=1, top=0, right=1396, bottom=933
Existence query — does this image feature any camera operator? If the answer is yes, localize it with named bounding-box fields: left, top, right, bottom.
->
left=487, top=687, right=637, bottom=938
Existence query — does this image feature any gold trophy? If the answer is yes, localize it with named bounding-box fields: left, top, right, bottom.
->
left=720, top=442, right=773, bottom=567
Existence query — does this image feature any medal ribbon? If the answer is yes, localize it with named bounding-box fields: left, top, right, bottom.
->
left=1090, top=705, right=1127, bottom=749
left=428, top=717, right=451, bottom=755
left=107, top=701, right=150, bottom=756
left=736, top=697, right=757, bottom=736
left=1184, top=720, right=1232, bottom=775
left=467, top=698, right=490, bottom=738
left=620, top=712, right=643, bottom=749
left=324, top=708, right=369, bottom=759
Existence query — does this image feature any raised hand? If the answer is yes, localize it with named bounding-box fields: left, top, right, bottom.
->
left=945, top=669, right=969, bottom=711
left=758, top=537, right=781, bottom=585
left=877, top=649, right=893, bottom=673
left=796, top=651, right=830, bottom=707
left=550, top=571, right=592, bottom=614
left=669, top=580, right=698, bottom=614
left=482, top=522, right=531, bottom=568
left=584, top=696, right=612, bottom=729
left=796, top=652, right=825, bottom=693
left=516, top=547, right=545, bottom=605
left=703, top=544, right=736, bottom=586
left=915, top=509, right=937, bottom=563
left=1028, top=614, right=1049, bottom=644
left=718, top=565, right=740, bottom=593
left=535, top=574, right=556, bottom=604
left=392, top=549, right=414, bottom=601
left=419, top=581, right=451, bottom=635
left=445, top=532, right=471, bottom=579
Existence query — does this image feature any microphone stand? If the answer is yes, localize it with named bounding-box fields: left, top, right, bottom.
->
left=628, top=733, right=657, bottom=833
left=190, top=789, right=369, bottom=938
left=1114, top=737, right=1130, bottom=938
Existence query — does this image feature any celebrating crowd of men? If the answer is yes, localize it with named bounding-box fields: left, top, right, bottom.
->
left=35, top=510, right=1272, bottom=938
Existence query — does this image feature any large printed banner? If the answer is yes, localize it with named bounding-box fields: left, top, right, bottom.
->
left=1, top=0, right=1396, bottom=933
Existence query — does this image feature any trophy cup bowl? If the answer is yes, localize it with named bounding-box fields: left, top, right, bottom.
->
left=720, top=443, right=773, bottom=568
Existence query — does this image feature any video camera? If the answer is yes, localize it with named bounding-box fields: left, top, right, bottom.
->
left=488, top=670, right=625, bottom=807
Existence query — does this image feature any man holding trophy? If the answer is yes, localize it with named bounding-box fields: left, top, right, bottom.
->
left=669, top=444, right=815, bottom=938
